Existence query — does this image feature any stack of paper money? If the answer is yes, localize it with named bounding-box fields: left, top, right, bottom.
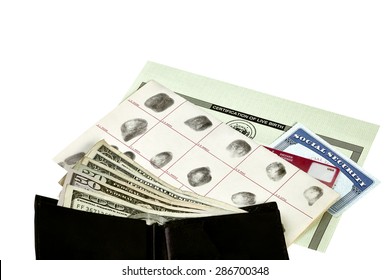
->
left=57, top=139, right=245, bottom=225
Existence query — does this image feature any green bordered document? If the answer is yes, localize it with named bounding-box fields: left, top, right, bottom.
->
left=124, top=62, right=379, bottom=252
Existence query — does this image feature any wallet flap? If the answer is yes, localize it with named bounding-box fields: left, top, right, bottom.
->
left=34, top=195, right=153, bottom=260
left=163, top=202, right=289, bottom=260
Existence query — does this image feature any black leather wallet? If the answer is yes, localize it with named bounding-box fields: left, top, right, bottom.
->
left=34, top=195, right=289, bottom=260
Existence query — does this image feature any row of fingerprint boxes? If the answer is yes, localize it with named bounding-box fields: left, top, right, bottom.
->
left=265, top=147, right=340, bottom=188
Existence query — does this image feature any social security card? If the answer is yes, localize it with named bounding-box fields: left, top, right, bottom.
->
left=271, top=123, right=379, bottom=216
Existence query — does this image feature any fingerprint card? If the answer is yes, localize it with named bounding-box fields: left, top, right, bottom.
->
left=54, top=81, right=340, bottom=245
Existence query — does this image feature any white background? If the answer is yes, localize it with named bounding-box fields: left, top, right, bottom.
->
left=1, top=1, right=389, bottom=279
